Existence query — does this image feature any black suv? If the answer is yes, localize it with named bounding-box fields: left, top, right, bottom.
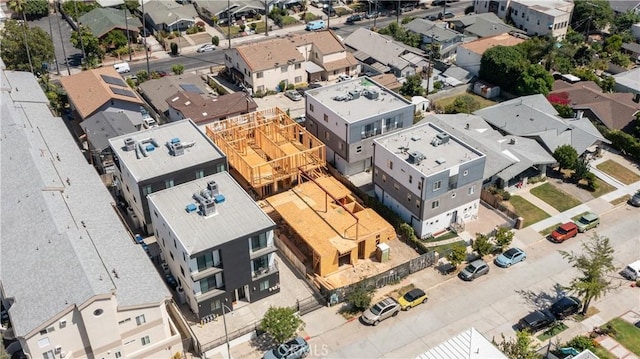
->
left=346, top=14, right=362, bottom=23
left=518, top=309, right=556, bottom=332
left=550, top=296, right=581, bottom=319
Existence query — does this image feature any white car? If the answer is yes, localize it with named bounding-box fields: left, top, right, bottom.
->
left=337, top=74, right=352, bottom=82
left=197, top=44, right=216, bottom=53
left=285, top=90, right=303, bottom=101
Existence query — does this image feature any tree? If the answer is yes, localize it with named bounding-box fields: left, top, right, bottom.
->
left=573, top=45, right=595, bottom=67
left=604, top=34, right=623, bottom=53
left=171, top=64, right=184, bottom=75
left=345, top=283, right=375, bottom=312
left=399, top=74, right=425, bottom=97
left=572, top=156, right=591, bottom=182
left=446, top=243, right=467, bottom=267
left=7, top=0, right=34, bottom=73
left=599, top=75, right=616, bottom=92
left=613, top=11, right=640, bottom=33
left=398, top=223, right=416, bottom=242
left=445, top=95, right=481, bottom=114
left=136, top=70, right=149, bottom=83
left=61, top=1, right=99, bottom=21
left=0, top=20, right=54, bottom=73
left=479, top=46, right=528, bottom=92
left=170, top=42, right=179, bottom=55
left=101, top=30, right=128, bottom=51
left=559, top=234, right=615, bottom=315
left=494, top=331, right=538, bottom=359
left=571, top=0, right=614, bottom=34
left=516, top=36, right=555, bottom=65
left=211, top=35, right=220, bottom=46
left=494, top=227, right=514, bottom=250
left=553, top=144, right=579, bottom=171
left=70, top=25, right=104, bottom=68
left=472, top=233, right=493, bottom=257
left=609, top=52, right=631, bottom=68
left=260, top=306, right=305, bottom=344
left=515, top=64, right=554, bottom=96
left=23, top=0, right=48, bottom=19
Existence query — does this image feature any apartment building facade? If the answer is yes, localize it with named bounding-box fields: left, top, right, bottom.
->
left=373, top=122, right=486, bottom=238
left=304, top=77, right=414, bottom=175
left=147, top=172, right=279, bottom=319
left=109, top=120, right=227, bottom=234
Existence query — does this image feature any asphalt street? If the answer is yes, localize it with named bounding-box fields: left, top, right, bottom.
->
left=304, top=207, right=640, bottom=358
left=28, top=11, right=82, bottom=75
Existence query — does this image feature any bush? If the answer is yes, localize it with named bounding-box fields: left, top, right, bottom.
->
left=171, top=64, right=184, bottom=75
left=565, top=335, right=597, bottom=352
left=186, top=26, right=198, bottom=34
left=239, top=24, right=246, bottom=32
left=345, top=284, right=374, bottom=312
left=255, top=14, right=262, bottom=21
left=278, top=80, right=286, bottom=92
left=170, top=42, right=178, bottom=55
left=212, top=35, right=220, bottom=46
left=286, top=83, right=295, bottom=90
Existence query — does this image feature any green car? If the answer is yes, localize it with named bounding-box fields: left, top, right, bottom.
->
left=575, top=212, right=599, bottom=232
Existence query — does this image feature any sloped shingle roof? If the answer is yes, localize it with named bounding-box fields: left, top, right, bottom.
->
left=79, top=7, right=141, bottom=38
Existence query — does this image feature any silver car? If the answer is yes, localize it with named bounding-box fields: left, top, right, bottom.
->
left=361, top=298, right=400, bottom=326
left=458, top=259, right=489, bottom=281
left=285, top=90, right=303, bottom=101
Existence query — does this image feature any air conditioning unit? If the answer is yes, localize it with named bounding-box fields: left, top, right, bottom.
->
left=55, top=346, right=62, bottom=354
left=59, top=319, right=67, bottom=328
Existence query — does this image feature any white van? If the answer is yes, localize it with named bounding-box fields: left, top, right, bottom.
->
left=113, top=62, right=130, bottom=73
left=621, top=260, right=640, bottom=281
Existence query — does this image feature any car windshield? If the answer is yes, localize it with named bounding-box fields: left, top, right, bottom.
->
left=578, top=217, right=593, bottom=224
left=403, top=292, right=416, bottom=302
left=465, top=263, right=477, bottom=272
left=504, top=248, right=518, bottom=259
left=556, top=227, right=568, bottom=234
left=370, top=303, right=384, bottom=315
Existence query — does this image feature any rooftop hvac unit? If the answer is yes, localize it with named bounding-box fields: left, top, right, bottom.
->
left=185, top=203, right=198, bottom=213
left=363, top=89, right=379, bottom=100
left=124, top=138, right=136, bottom=151
left=408, top=151, right=426, bottom=165
left=199, top=198, right=217, bottom=216
left=168, top=142, right=184, bottom=156
left=436, top=132, right=450, bottom=144
left=207, top=180, right=219, bottom=195
left=348, top=90, right=360, bottom=100
left=509, top=138, right=517, bottom=144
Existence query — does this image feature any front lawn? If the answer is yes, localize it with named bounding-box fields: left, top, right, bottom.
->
left=433, top=93, right=496, bottom=113
left=537, top=322, right=568, bottom=341
left=588, top=177, right=616, bottom=197
left=530, top=183, right=581, bottom=212
left=430, top=240, right=467, bottom=254
left=509, top=195, right=550, bottom=227
left=606, top=318, right=640, bottom=355
left=610, top=194, right=631, bottom=205
left=596, top=160, right=640, bottom=185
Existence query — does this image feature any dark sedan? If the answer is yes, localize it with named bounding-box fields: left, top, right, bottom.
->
left=550, top=296, right=581, bottom=319
left=518, top=309, right=556, bottom=332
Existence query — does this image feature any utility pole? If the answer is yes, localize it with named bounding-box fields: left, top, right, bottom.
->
left=56, top=1, right=71, bottom=75
left=73, top=1, right=86, bottom=66
left=264, top=0, right=269, bottom=36
left=373, top=0, right=378, bottom=29
left=124, top=6, right=132, bottom=61
left=141, top=0, right=150, bottom=75
left=227, top=0, right=232, bottom=49
left=396, top=0, right=400, bottom=24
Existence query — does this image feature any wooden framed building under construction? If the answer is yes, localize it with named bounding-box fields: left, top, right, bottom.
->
left=205, top=107, right=326, bottom=198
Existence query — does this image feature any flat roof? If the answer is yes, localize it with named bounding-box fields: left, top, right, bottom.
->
left=374, top=122, right=484, bottom=175
left=147, top=172, right=275, bottom=255
left=109, top=119, right=226, bottom=182
left=1, top=69, right=169, bottom=337
left=306, top=77, right=412, bottom=124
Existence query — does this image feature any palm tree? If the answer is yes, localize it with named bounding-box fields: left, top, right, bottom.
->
left=8, top=0, right=34, bottom=73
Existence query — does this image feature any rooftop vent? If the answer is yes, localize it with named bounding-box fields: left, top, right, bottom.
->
left=436, top=132, right=450, bottom=144
left=168, top=142, right=184, bottom=156
left=407, top=151, right=426, bottom=165
left=435, top=157, right=446, bottom=164
left=411, top=136, right=421, bottom=141
left=124, top=138, right=136, bottom=151
left=348, top=90, right=360, bottom=100
left=207, top=180, right=219, bottom=195
left=509, top=138, right=517, bottom=145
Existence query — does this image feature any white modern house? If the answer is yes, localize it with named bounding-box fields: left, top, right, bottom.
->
left=373, top=121, right=486, bottom=238
left=1, top=62, right=183, bottom=359
left=304, top=77, right=415, bottom=175
left=147, top=172, right=279, bottom=319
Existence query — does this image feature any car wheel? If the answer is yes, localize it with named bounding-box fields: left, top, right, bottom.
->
left=406, top=305, right=412, bottom=310
left=373, top=320, right=380, bottom=326
left=522, top=257, right=526, bottom=261
left=392, top=310, right=399, bottom=317
left=506, top=263, right=511, bottom=267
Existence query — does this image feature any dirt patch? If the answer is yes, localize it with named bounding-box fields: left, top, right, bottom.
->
left=189, top=32, right=213, bottom=45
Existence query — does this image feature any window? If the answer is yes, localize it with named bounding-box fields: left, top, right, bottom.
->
left=183, top=252, right=186, bottom=261
left=295, top=63, right=301, bottom=69
left=196, top=169, right=205, bottom=179
left=165, top=179, right=175, bottom=189
left=382, top=174, right=387, bottom=182
left=210, top=300, right=221, bottom=312
left=142, top=185, right=152, bottom=196
left=295, top=76, right=302, bottom=83
left=115, top=352, right=122, bottom=358
left=39, top=329, right=47, bottom=335
left=500, top=5, right=505, bottom=10
left=174, top=238, right=177, bottom=248
left=310, top=104, right=314, bottom=112
left=141, top=336, right=150, bottom=346
left=43, top=351, right=55, bottom=359
left=432, top=200, right=439, bottom=209
left=416, top=199, right=421, bottom=208
left=170, top=252, right=174, bottom=261
left=393, top=183, right=399, bottom=191
left=433, top=181, right=441, bottom=191
left=407, top=194, right=412, bottom=202
left=260, top=279, right=269, bottom=291
left=118, top=318, right=131, bottom=325
left=514, top=10, right=518, bottom=15
left=251, top=233, right=268, bottom=251
left=257, top=72, right=263, bottom=78
left=200, top=273, right=223, bottom=293
left=135, top=314, right=146, bottom=326
left=323, top=114, right=328, bottom=122
left=197, top=250, right=221, bottom=270
left=257, top=85, right=265, bottom=93
left=356, top=145, right=362, bottom=153
left=325, top=131, right=330, bottom=140
left=388, top=160, right=393, bottom=170
left=281, top=66, right=287, bottom=73
left=418, top=181, right=422, bottom=190
left=468, top=186, right=475, bottom=195
left=409, top=175, right=413, bottom=184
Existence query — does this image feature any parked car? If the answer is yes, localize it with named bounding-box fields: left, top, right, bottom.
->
left=424, top=14, right=438, bottom=21
left=294, top=115, right=306, bottom=125
left=458, top=259, right=489, bottom=281
left=337, top=74, right=352, bottom=82
left=550, top=222, right=578, bottom=243
left=495, top=247, right=526, bottom=268
left=439, top=11, right=455, bottom=19
left=518, top=309, right=556, bottom=332
left=197, top=44, right=216, bottom=53
left=285, top=90, right=303, bottom=101
left=154, top=70, right=168, bottom=77
left=398, top=288, right=428, bottom=310
left=308, top=83, right=322, bottom=89
left=550, top=296, right=581, bottom=319
left=306, top=20, right=326, bottom=31
left=322, top=7, right=336, bottom=16
left=575, top=212, right=599, bottom=232
left=142, top=118, right=159, bottom=129
left=621, top=260, right=640, bottom=281
left=346, top=14, right=362, bottom=23
left=361, top=298, right=400, bottom=326
left=365, top=11, right=380, bottom=19
left=629, top=190, right=640, bottom=207
left=263, top=336, right=310, bottom=359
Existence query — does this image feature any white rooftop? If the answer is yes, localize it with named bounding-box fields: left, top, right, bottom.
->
left=109, top=119, right=225, bottom=181
left=306, top=77, right=413, bottom=124
left=375, top=122, right=484, bottom=175
left=147, top=172, right=275, bottom=255
left=416, top=327, right=507, bottom=359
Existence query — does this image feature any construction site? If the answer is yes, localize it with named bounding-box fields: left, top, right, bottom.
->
left=204, top=107, right=326, bottom=198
